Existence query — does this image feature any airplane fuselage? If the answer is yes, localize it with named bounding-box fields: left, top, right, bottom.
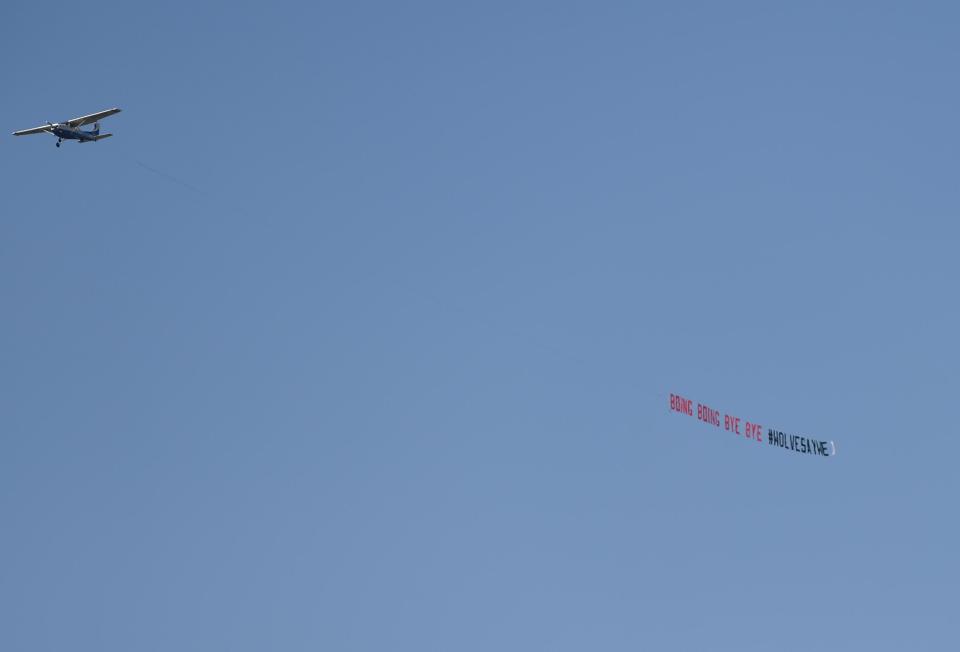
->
left=51, top=125, right=97, bottom=142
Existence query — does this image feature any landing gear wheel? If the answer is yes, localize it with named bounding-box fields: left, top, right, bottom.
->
left=56, top=141, right=60, bottom=148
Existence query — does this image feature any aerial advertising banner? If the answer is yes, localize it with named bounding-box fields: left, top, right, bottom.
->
left=669, top=392, right=836, bottom=458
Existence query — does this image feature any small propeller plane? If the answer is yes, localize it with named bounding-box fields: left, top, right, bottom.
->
left=12, top=107, right=122, bottom=147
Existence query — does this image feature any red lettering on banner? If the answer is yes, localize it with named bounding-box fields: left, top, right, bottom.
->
left=745, top=422, right=763, bottom=441
left=670, top=393, right=694, bottom=416
left=724, top=414, right=741, bottom=434
left=697, top=403, right=720, bottom=427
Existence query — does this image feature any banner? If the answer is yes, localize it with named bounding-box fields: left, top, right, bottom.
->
left=668, top=392, right=835, bottom=458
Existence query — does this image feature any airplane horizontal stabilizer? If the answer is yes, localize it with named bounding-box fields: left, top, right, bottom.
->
left=93, top=133, right=113, bottom=141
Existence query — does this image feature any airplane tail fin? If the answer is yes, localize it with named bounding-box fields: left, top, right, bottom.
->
left=93, top=133, right=113, bottom=142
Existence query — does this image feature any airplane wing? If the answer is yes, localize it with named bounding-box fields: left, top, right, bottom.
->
left=65, top=107, right=121, bottom=128
left=12, top=125, right=54, bottom=136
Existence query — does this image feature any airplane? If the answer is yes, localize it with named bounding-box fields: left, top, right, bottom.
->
left=12, top=108, right=122, bottom=147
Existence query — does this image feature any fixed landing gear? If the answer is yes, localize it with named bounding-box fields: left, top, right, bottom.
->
left=56, top=139, right=61, bottom=148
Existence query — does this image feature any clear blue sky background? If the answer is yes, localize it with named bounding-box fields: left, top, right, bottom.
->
left=2, top=2, right=958, bottom=649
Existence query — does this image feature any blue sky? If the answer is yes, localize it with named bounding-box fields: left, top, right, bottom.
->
left=2, top=2, right=958, bottom=650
